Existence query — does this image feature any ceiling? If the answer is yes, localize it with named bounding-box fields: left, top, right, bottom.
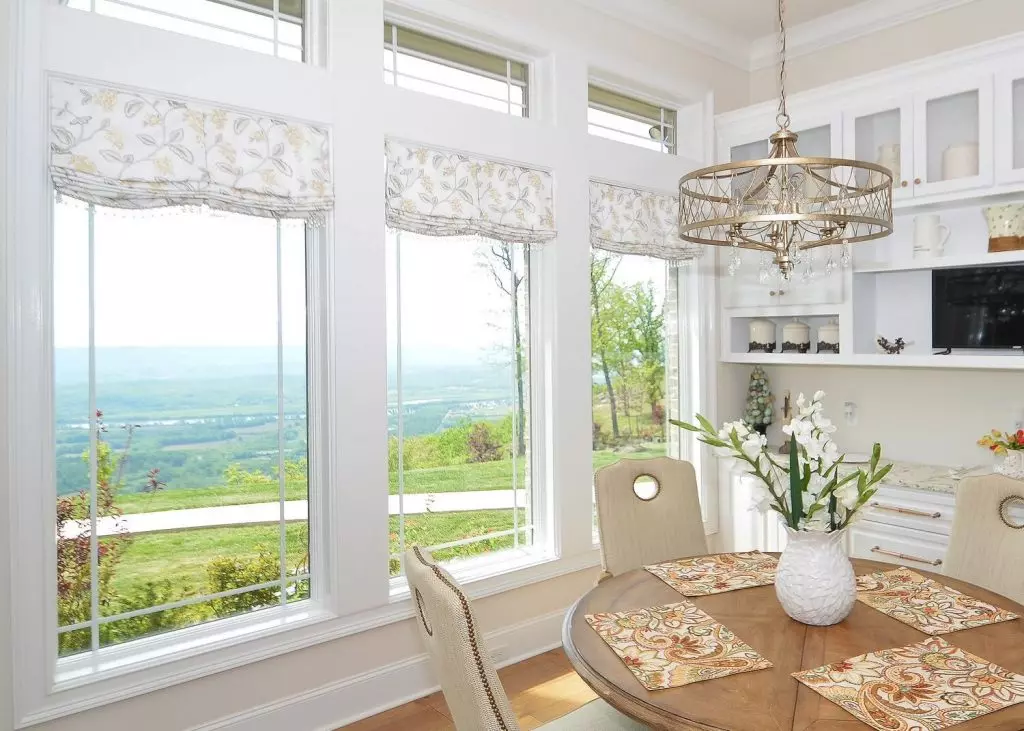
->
left=668, top=0, right=868, bottom=42
left=579, top=0, right=977, bottom=70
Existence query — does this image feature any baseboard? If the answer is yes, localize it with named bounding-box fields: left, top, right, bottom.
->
left=191, top=607, right=567, bottom=731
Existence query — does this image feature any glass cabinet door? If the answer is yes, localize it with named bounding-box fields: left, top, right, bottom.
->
left=995, top=69, right=1024, bottom=184
left=913, top=76, right=993, bottom=196
left=844, top=100, right=914, bottom=201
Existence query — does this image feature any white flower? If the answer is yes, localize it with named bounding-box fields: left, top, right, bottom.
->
left=740, top=433, right=764, bottom=460
left=813, top=390, right=826, bottom=402
left=807, top=473, right=827, bottom=498
left=812, top=413, right=836, bottom=433
left=712, top=445, right=734, bottom=458
left=835, top=481, right=860, bottom=510
left=802, top=515, right=830, bottom=532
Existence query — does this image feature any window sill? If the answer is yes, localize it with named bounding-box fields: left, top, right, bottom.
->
left=24, top=550, right=602, bottom=727
left=389, top=547, right=602, bottom=604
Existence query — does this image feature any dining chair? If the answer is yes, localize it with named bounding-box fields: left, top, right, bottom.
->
left=944, top=473, right=1024, bottom=604
left=404, top=547, right=648, bottom=730
left=595, top=457, right=708, bottom=578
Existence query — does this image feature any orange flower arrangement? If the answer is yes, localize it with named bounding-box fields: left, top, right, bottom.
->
left=977, top=428, right=1024, bottom=455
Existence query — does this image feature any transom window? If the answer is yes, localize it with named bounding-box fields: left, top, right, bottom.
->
left=63, top=0, right=307, bottom=61
left=588, top=85, right=677, bottom=154
left=384, top=22, right=529, bottom=117
left=54, top=202, right=310, bottom=656
left=386, top=231, right=533, bottom=576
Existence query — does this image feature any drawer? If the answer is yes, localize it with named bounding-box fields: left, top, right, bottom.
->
left=848, top=521, right=948, bottom=572
left=860, top=484, right=955, bottom=537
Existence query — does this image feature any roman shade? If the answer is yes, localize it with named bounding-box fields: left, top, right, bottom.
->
left=385, top=139, right=555, bottom=244
left=49, top=78, right=333, bottom=222
left=590, top=180, right=702, bottom=262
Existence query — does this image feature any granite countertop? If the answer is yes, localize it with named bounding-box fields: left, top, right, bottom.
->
left=864, top=460, right=989, bottom=495
left=749, top=453, right=990, bottom=495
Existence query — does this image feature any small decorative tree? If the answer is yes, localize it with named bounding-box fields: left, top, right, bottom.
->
left=743, top=366, right=774, bottom=435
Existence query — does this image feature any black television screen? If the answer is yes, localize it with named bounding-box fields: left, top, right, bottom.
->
left=932, top=265, right=1024, bottom=349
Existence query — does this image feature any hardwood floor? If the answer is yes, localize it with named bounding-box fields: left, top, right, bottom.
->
left=338, top=648, right=598, bottom=731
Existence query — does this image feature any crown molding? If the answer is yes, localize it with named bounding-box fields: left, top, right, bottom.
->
left=748, top=0, right=979, bottom=71
left=573, top=0, right=751, bottom=71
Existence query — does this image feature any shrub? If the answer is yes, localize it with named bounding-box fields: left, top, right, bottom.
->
left=467, top=422, right=504, bottom=463
left=205, top=547, right=280, bottom=617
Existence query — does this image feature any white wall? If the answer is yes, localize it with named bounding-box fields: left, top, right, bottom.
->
left=747, top=0, right=1024, bottom=104
left=718, top=364, right=1024, bottom=469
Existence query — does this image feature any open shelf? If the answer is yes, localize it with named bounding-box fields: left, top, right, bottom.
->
left=722, top=352, right=1024, bottom=370
left=855, top=248, right=1024, bottom=273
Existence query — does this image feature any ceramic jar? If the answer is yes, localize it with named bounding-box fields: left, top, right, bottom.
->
left=781, top=319, right=810, bottom=354
left=942, top=143, right=979, bottom=181
left=748, top=319, right=777, bottom=353
left=996, top=450, right=1024, bottom=480
left=776, top=527, right=857, bottom=626
left=873, top=143, right=900, bottom=186
left=982, top=204, right=1024, bottom=253
left=817, top=320, right=840, bottom=354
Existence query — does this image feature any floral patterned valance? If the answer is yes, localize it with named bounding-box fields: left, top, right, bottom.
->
left=590, top=180, right=703, bottom=262
left=386, top=140, right=555, bottom=244
left=49, top=79, right=333, bottom=222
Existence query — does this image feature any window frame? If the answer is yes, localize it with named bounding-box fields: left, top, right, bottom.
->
left=587, top=83, right=679, bottom=155
left=385, top=236, right=553, bottom=598
left=383, top=17, right=532, bottom=118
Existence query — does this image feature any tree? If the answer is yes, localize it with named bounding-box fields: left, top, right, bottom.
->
left=590, top=252, right=623, bottom=440
left=625, top=281, right=665, bottom=422
left=478, top=244, right=528, bottom=458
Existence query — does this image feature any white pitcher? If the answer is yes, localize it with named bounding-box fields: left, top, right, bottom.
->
left=913, top=214, right=950, bottom=258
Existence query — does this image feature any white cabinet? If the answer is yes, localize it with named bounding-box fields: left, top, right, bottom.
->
left=843, top=98, right=914, bottom=202
left=847, top=522, right=948, bottom=571
left=723, top=249, right=844, bottom=308
left=912, top=75, right=993, bottom=197
left=995, top=64, right=1024, bottom=184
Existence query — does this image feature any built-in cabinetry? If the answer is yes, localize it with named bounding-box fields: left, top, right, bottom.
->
left=725, top=465, right=1023, bottom=572
left=717, top=36, right=1024, bottom=371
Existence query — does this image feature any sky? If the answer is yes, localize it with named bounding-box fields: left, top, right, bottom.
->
left=54, top=202, right=308, bottom=348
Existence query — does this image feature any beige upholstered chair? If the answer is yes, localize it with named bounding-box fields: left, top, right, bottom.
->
left=404, top=547, right=648, bottom=730
left=944, top=474, right=1024, bottom=605
left=595, top=457, right=708, bottom=578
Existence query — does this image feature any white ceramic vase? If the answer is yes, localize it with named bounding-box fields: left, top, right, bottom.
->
left=996, top=450, right=1024, bottom=480
left=775, top=526, right=857, bottom=626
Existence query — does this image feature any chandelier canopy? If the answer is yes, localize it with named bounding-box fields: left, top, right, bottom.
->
left=678, top=0, right=893, bottom=279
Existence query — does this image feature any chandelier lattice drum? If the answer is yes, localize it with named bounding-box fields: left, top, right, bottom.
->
left=678, top=0, right=893, bottom=280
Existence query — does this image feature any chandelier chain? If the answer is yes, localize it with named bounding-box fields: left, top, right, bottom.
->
left=776, top=0, right=789, bottom=129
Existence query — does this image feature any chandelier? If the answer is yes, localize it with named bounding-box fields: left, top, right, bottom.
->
left=678, top=0, right=893, bottom=279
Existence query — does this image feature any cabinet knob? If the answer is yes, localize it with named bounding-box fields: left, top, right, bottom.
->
left=914, top=177, right=921, bottom=184
left=769, top=290, right=786, bottom=297
left=900, top=180, right=908, bottom=188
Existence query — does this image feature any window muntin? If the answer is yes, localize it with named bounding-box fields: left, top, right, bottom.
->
left=384, top=23, right=528, bottom=117
left=64, top=0, right=306, bottom=62
left=386, top=231, right=533, bottom=576
left=588, top=85, right=676, bottom=154
left=54, top=202, right=310, bottom=657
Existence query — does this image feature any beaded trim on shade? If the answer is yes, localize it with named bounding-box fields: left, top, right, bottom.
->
left=385, top=139, right=555, bottom=244
left=590, top=180, right=703, bottom=263
left=49, top=78, right=333, bottom=223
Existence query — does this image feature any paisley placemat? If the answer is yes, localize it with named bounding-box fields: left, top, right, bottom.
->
left=644, top=551, right=778, bottom=597
left=793, top=636, right=1024, bottom=731
left=585, top=600, right=772, bottom=690
left=857, top=567, right=1019, bottom=635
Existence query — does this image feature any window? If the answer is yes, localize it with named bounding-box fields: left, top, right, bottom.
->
left=591, top=254, right=705, bottom=535
left=63, top=0, right=307, bottom=61
left=588, top=85, right=677, bottom=154
left=386, top=231, right=533, bottom=576
left=54, top=202, right=310, bottom=657
left=384, top=22, right=529, bottom=117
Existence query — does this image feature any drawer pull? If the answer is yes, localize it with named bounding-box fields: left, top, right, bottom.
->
left=869, top=502, right=941, bottom=519
left=871, top=546, right=942, bottom=566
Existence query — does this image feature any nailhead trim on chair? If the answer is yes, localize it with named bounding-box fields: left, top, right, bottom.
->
left=412, top=546, right=510, bottom=731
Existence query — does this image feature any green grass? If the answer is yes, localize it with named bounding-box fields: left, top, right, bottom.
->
left=117, top=480, right=308, bottom=514
left=389, top=508, right=527, bottom=575
left=106, top=523, right=309, bottom=598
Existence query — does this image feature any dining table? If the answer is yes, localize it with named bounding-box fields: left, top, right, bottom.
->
left=562, top=557, right=1024, bottom=730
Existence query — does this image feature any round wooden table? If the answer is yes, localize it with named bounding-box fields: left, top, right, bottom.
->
left=563, top=558, right=1024, bottom=730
